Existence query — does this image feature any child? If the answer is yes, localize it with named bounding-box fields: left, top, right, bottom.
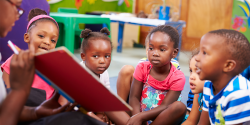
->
left=196, top=29, right=250, bottom=125
left=1, top=8, right=59, bottom=100
left=182, top=49, right=205, bottom=125
left=117, top=32, right=181, bottom=102
left=79, top=28, right=112, bottom=123
left=106, top=25, right=187, bottom=125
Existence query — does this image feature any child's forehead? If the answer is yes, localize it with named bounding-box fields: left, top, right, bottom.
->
left=200, top=33, right=226, bottom=47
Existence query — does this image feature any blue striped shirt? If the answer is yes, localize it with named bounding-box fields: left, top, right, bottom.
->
left=203, top=75, right=250, bottom=125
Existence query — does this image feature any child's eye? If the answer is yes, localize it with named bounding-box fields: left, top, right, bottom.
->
left=149, top=47, right=153, bottom=50
left=105, top=55, right=110, bottom=58
left=189, top=69, right=192, bottom=73
left=203, top=51, right=207, bottom=55
left=160, top=49, right=166, bottom=52
left=38, top=35, right=44, bottom=38
left=93, top=55, right=98, bottom=58
left=51, top=40, right=56, bottom=43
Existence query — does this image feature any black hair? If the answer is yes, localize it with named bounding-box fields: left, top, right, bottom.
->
left=208, top=29, right=250, bottom=70
left=27, top=8, right=58, bottom=32
left=80, top=27, right=112, bottom=53
left=148, top=25, right=179, bottom=48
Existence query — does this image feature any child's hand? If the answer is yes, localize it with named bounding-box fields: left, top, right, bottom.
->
left=126, top=113, right=144, bottom=125
left=9, top=49, right=35, bottom=94
left=95, top=112, right=112, bottom=124
left=34, top=92, right=77, bottom=119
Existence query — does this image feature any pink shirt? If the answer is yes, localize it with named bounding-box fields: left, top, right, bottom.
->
left=133, top=61, right=185, bottom=91
left=1, top=55, right=54, bottom=99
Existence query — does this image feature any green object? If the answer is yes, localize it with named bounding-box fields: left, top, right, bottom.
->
left=57, top=8, right=84, bottom=49
left=232, top=0, right=250, bottom=42
left=50, top=12, right=111, bottom=53
left=49, top=0, right=133, bottom=14
left=58, top=8, right=78, bottom=13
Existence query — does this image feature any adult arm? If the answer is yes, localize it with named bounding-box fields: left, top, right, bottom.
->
left=182, top=94, right=201, bottom=125
left=0, top=50, right=35, bottom=125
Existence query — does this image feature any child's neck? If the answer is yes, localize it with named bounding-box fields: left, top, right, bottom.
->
left=150, top=63, right=171, bottom=81
left=212, top=74, right=235, bottom=95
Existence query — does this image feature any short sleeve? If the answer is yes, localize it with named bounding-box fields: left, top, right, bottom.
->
left=1, top=55, right=13, bottom=74
left=202, top=95, right=208, bottom=111
left=100, top=70, right=110, bottom=89
left=133, top=62, right=147, bottom=82
left=168, top=70, right=185, bottom=91
left=223, top=89, right=250, bottom=124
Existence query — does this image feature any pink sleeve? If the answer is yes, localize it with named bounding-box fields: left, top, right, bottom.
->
left=1, top=55, right=13, bottom=74
left=133, top=62, right=145, bottom=82
left=168, top=71, right=185, bottom=91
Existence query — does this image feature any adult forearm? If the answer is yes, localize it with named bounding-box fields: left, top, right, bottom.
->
left=0, top=89, right=29, bottom=125
left=19, top=106, right=37, bottom=122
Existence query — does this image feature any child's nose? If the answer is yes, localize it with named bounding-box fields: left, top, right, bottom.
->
left=43, top=38, right=50, bottom=45
left=99, top=57, right=105, bottom=64
left=153, top=50, right=159, bottom=56
left=189, top=73, right=195, bottom=80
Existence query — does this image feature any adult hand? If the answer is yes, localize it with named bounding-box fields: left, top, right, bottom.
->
left=9, top=45, right=35, bottom=94
left=34, top=92, right=77, bottom=119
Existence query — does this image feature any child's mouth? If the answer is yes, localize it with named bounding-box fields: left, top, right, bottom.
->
left=39, top=46, right=48, bottom=51
left=97, top=67, right=106, bottom=71
left=190, top=83, right=196, bottom=89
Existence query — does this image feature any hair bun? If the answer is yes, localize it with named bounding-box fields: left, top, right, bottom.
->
left=80, top=29, right=92, bottom=39
left=28, top=8, right=47, bottom=21
left=100, top=27, right=110, bottom=35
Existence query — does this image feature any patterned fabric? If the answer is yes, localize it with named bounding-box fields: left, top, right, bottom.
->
left=198, top=93, right=203, bottom=112
left=241, top=66, right=250, bottom=80
left=140, top=76, right=168, bottom=125
left=203, top=75, right=250, bottom=125
left=138, top=58, right=181, bottom=70
left=139, top=66, right=183, bottom=124
left=186, top=90, right=194, bottom=111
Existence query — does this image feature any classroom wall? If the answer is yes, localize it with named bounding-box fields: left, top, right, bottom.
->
left=135, top=0, right=233, bottom=51
left=231, top=0, right=250, bottom=42
left=49, top=0, right=133, bottom=13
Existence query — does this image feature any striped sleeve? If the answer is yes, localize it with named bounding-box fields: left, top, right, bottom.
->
left=222, top=78, right=250, bottom=124
left=202, top=81, right=211, bottom=111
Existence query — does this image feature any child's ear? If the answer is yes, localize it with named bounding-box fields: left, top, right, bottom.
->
left=172, top=48, right=179, bottom=59
left=81, top=52, right=86, bottom=61
left=24, top=33, right=30, bottom=44
left=223, top=60, right=236, bottom=73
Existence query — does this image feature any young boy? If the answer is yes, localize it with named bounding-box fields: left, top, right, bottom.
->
left=196, top=29, right=250, bottom=125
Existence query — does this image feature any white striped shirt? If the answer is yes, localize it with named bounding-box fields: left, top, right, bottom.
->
left=203, top=75, right=250, bottom=125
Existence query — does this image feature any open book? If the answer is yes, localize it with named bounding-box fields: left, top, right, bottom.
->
left=34, top=47, right=132, bottom=112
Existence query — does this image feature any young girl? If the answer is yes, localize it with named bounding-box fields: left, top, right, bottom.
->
left=106, top=25, right=187, bottom=125
left=1, top=8, right=59, bottom=100
left=182, top=49, right=205, bottom=125
left=79, top=28, right=112, bottom=123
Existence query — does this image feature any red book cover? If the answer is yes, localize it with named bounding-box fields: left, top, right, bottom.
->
left=34, top=47, right=132, bottom=112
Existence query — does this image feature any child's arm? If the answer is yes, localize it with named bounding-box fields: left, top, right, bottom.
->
left=129, top=78, right=143, bottom=116
left=197, top=111, right=210, bottom=125
left=182, top=94, right=201, bottom=125
left=129, top=90, right=181, bottom=124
